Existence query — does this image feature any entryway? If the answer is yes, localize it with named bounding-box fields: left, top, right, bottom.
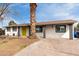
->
left=21, top=26, right=27, bottom=38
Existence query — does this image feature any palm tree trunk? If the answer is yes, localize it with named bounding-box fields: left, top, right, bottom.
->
left=30, top=3, right=37, bottom=39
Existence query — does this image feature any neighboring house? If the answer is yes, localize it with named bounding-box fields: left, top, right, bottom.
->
left=5, top=20, right=77, bottom=39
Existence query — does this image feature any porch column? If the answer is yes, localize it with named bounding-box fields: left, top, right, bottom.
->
left=18, top=26, right=20, bottom=37
left=43, top=25, right=46, bottom=38
left=11, top=27, right=12, bottom=36
left=69, top=24, right=73, bottom=40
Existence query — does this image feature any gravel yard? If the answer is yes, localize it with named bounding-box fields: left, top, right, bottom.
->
left=0, top=37, right=38, bottom=56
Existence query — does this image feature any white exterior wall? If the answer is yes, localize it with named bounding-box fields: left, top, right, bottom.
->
left=5, top=27, right=18, bottom=36
left=36, top=25, right=71, bottom=39
left=36, top=33, right=43, bottom=38
left=62, top=25, right=70, bottom=39
left=5, top=24, right=74, bottom=39
left=62, top=22, right=79, bottom=39
left=45, top=25, right=64, bottom=39
left=5, top=27, right=29, bottom=37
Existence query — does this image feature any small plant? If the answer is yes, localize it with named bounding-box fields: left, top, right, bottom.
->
left=20, top=44, right=27, bottom=49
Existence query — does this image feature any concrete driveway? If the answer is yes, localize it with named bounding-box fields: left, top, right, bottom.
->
left=15, top=38, right=79, bottom=56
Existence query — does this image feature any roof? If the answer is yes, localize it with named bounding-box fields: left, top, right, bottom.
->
left=36, top=19, right=76, bottom=25
left=5, top=19, right=77, bottom=27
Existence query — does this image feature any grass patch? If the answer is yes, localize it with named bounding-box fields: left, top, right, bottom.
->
left=20, top=44, right=27, bottom=49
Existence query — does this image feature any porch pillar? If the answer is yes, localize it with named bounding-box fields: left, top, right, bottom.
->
left=69, top=24, right=73, bottom=40
left=18, top=26, right=20, bottom=37
left=43, top=25, right=46, bottom=38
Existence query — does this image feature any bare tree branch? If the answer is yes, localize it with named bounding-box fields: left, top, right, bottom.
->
left=0, top=4, right=10, bottom=17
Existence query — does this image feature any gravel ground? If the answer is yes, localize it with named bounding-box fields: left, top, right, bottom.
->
left=0, top=38, right=38, bottom=56
left=15, top=38, right=79, bottom=56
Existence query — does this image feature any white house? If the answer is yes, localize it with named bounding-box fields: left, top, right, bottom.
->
left=5, top=20, right=77, bottom=39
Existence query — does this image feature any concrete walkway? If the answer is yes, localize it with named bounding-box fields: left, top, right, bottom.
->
left=15, top=38, right=79, bottom=56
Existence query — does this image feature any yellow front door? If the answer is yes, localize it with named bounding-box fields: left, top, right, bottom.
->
left=22, top=26, right=27, bottom=38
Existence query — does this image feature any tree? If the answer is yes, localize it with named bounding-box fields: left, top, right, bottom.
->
left=0, top=3, right=21, bottom=27
left=0, top=4, right=10, bottom=18
left=0, top=3, right=23, bottom=36
left=8, top=20, right=17, bottom=26
left=30, top=3, right=37, bottom=39
left=76, top=23, right=79, bottom=31
left=77, top=23, right=79, bottom=29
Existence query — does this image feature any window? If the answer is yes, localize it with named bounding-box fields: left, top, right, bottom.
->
left=55, top=25, right=66, bottom=33
left=7, top=27, right=10, bottom=32
left=36, top=26, right=43, bottom=32
left=13, top=27, right=17, bottom=31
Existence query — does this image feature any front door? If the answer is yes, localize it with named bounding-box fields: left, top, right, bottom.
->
left=22, top=26, right=27, bottom=37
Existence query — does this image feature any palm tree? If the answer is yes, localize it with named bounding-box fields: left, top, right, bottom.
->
left=30, top=3, right=37, bottom=39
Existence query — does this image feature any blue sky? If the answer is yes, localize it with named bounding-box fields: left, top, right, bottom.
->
left=36, top=3, right=79, bottom=22
left=1, top=3, right=30, bottom=27
left=9, top=3, right=30, bottom=24
left=1, top=3, right=79, bottom=27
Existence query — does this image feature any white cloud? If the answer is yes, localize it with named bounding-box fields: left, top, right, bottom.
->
left=54, top=12, right=70, bottom=17
left=37, top=3, right=79, bottom=21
